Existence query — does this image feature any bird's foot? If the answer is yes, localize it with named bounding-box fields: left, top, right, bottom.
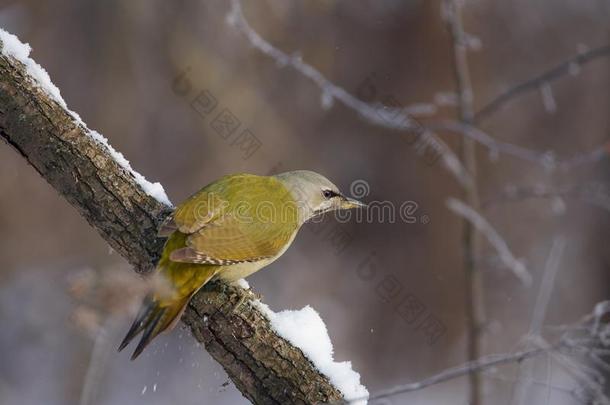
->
left=230, top=294, right=249, bottom=315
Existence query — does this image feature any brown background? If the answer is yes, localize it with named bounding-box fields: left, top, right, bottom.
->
left=0, top=0, right=608, bottom=404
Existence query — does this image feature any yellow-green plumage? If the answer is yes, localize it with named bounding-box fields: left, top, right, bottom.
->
left=119, top=171, right=365, bottom=359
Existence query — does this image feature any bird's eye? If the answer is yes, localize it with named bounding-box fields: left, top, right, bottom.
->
left=322, top=189, right=337, bottom=199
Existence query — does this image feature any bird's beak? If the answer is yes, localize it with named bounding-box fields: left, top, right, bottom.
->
left=340, top=196, right=367, bottom=210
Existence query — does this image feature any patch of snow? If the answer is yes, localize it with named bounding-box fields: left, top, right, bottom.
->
left=0, top=28, right=66, bottom=109
left=0, top=28, right=171, bottom=207
left=254, top=301, right=368, bottom=404
left=88, top=131, right=171, bottom=206
left=233, top=278, right=250, bottom=289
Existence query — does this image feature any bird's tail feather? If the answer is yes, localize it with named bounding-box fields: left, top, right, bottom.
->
left=118, top=295, right=189, bottom=360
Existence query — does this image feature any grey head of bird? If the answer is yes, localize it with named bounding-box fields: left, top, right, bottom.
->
left=274, top=170, right=367, bottom=225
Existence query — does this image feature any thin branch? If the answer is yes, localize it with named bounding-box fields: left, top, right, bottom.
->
left=512, top=236, right=567, bottom=405
left=346, top=302, right=610, bottom=404
left=474, top=44, right=610, bottom=123
left=227, top=0, right=609, bottom=188
left=481, top=369, right=576, bottom=399
left=226, top=0, right=474, bottom=189
left=430, top=121, right=610, bottom=171
left=442, top=1, right=483, bottom=404
left=430, top=121, right=546, bottom=165
left=530, top=236, right=566, bottom=335
left=364, top=342, right=566, bottom=403
left=447, top=198, right=533, bottom=286
left=228, top=2, right=416, bottom=131
left=480, top=181, right=610, bottom=215
left=79, top=317, right=121, bottom=405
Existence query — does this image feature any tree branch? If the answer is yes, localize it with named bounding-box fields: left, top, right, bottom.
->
left=0, top=34, right=349, bottom=405
left=226, top=0, right=474, bottom=190
left=443, top=1, right=484, bottom=404
left=474, top=44, right=610, bottom=124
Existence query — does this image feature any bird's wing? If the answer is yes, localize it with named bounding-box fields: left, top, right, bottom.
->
left=158, top=174, right=275, bottom=237
left=163, top=174, right=298, bottom=265
left=158, top=175, right=245, bottom=237
left=169, top=213, right=297, bottom=265
left=158, top=187, right=228, bottom=236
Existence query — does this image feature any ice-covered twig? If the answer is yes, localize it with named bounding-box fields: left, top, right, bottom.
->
left=226, top=0, right=473, bottom=189
left=430, top=121, right=545, bottom=165
left=591, top=301, right=610, bottom=341
left=474, top=44, right=610, bottom=123
left=512, top=236, right=566, bottom=405
left=559, top=143, right=610, bottom=171
left=529, top=236, right=566, bottom=335
left=431, top=121, right=609, bottom=171
left=359, top=343, right=563, bottom=403
left=227, top=0, right=417, bottom=131
left=549, top=348, right=610, bottom=404
left=447, top=198, right=532, bottom=286
left=227, top=1, right=609, bottom=178
left=443, top=0, right=475, bottom=123
left=443, top=2, right=484, bottom=404
left=79, top=317, right=121, bottom=405
left=481, top=181, right=610, bottom=215
left=348, top=302, right=610, bottom=404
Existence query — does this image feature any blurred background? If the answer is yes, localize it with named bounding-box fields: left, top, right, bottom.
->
left=0, top=0, right=609, bottom=404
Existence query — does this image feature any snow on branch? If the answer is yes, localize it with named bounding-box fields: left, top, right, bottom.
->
left=0, top=28, right=355, bottom=404
left=0, top=28, right=171, bottom=207
left=254, top=301, right=369, bottom=404
left=447, top=197, right=532, bottom=286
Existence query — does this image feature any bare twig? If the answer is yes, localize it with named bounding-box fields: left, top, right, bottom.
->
left=226, top=0, right=473, bottom=189
left=474, top=44, right=610, bottom=123
left=481, top=181, right=610, bottom=216
left=447, top=198, right=532, bottom=286
left=512, top=236, right=566, bottom=405
left=227, top=0, right=609, bottom=190
left=481, top=368, right=574, bottom=399
left=79, top=317, right=121, bottom=405
left=227, top=2, right=418, bottom=130
left=443, top=1, right=484, bottom=404
left=530, top=236, right=566, bottom=335
left=431, top=121, right=609, bottom=171
left=363, top=342, right=566, bottom=403
left=343, top=302, right=610, bottom=404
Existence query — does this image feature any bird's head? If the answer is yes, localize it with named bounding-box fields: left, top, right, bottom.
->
left=275, top=170, right=367, bottom=224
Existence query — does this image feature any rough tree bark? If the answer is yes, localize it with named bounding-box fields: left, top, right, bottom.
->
left=0, top=46, right=345, bottom=404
